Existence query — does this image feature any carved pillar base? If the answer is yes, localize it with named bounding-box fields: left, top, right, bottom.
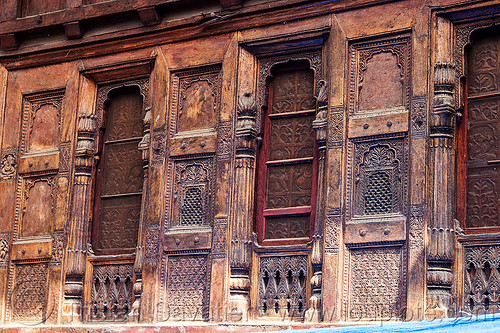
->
left=62, top=278, right=84, bottom=323
left=426, top=265, right=454, bottom=318
left=129, top=275, right=142, bottom=322
left=305, top=269, right=322, bottom=322
left=228, top=268, right=251, bottom=322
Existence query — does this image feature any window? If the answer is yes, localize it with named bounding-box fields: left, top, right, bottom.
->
left=458, top=27, right=500, bottom=232
left=256, top=63, right=318, bottom=245
left=92, top=86, right=144, bottom=253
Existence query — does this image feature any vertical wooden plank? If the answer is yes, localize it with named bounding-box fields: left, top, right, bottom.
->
left=140, top=47, right=170, bottom=323
left=321, top=13, right=347, bottom=322
left=406, top=3, right=431, bottom=321
left=210, top=32, right=238, bottom=321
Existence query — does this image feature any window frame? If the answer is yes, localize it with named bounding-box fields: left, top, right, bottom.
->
left=457, top=28, right=500, bottom=234
left=91, top=85, right=145, bottom=255
left=255, top=63, right=319, bottom=246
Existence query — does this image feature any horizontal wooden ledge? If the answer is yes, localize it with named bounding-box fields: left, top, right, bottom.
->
left=467, top=90, right=500, bottom=100
left=263, top=206, right=311, bottom=216
left=266, top=157, right=313, bottom=166
left=268, top=109, right=316, bottom=119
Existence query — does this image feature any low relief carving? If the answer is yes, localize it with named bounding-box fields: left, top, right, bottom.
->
left=349, top=36, right=410, bottom=115
left=217, top=121, right=232, bottom=160
left=165, top=255, right=209, bottom=320
left=328, top=106, right=344, bottom=149
left=171, top=66, right=221, bottom=135
left=411, top=96, right=426, bottom=138
left=1, top=151, right=17, bottom=181
left=171, top=159, right=213, bottom=229
left=12, top=262, right=49, bottom=322
left=212, top=218, right=227, bottom=258
left=151, top=126, right=166, bottom=167
left=21, top=177, right=56, bottom=238
left=349, top=247, right=404, bottom=319
left=59, top=142, right=72, bottom=174
left=21, top=92, right=63, bottom=154
left=145, top=224, right=160, bottom=263
left=90, top=264, right=133, bottom=321
left=325, top=208, right=341, bottom=254
left=409, top=204, right=424, bottom=251
left=257, top=51, right=322, bottom=132
left=51, top=231, right=65, bottom=266
left=0, top=232, right=10, bottom=268
left=258, top=256, right=308, bottom=318
left=464, top=246, right=500, bottom=313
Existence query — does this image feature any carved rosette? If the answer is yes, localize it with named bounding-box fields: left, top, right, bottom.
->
left=426, top=62, right=457, bottom=318
left=228, top=92, right=258, bottom=320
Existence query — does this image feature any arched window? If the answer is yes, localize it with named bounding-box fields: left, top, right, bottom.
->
left=92, top=86, right=144, bottom=254
left=458, top=27, right=500, bottom=233
left=255, top=62, right=318, bottom=245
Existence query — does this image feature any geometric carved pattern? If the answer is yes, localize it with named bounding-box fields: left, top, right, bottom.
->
left=324, top=208, right=341, bottom=254
left=145, top=224, right=160, bottom=263
left=349, top=247, right=404, bottom=319
left=464, top=246, right=500, bottom=314
left=258, top=255, right=307, bottom=318
left=355, top=143, right=401, bottom=216
left=51, top=230, right=65, bottom=266
left=12, top=262, right=49, bottom=322
left=348, top=36, right=411, bottom=115
left=166, top=255, right=209, bottom=320
left=90, top=264, right=133, bottom=321
left=409, top=204, right=424, bottom=251
left=171, top=159, right=213, bottom=228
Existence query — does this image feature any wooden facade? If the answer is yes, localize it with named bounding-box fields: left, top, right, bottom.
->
left=0, top=0, right=499, bottom=329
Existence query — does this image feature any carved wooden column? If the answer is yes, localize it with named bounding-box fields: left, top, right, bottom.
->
left=63, top=114, right=97, bottom=323
left=130, top=106, right=151, bottom=322
left=228, top=93, right=257, bottom=320
left=306, top=81, right=327, bottom=322
left=426, top=62, right=457, bottom=318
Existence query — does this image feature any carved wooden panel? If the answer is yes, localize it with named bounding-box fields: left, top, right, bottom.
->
left=464, top=246, right=500, bottom=313
left=90, top=264, right=133, bottom=321
left=20, top=176, right=56, bottom=238
left=348, top=36, right=410, bottom=115
left=95, top=86, right=144, bottom=250
left=170, top=65, right=221, bottom=135
left=165, top=255, right=209, bottom=320
left=170, top=158, right=213, bottom=229
left=21, top=92, right=63, bottom=155
left=347, top=136, right=407, bottom=219
left=347, top=246, right=405, bottom=319
left=464, top=31, right=500, bottom=229
left=258, top=255, right=308, bottom=318
left=11, top=262, right=49, bottom=322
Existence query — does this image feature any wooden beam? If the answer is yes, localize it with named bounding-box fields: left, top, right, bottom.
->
left=220, top=0, right=243, bottom=10
left=63, top=21, right=85, bottom=40
left=137, top=6, right=162, bottom=27
left=0, top=33, right=19, bottom=50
